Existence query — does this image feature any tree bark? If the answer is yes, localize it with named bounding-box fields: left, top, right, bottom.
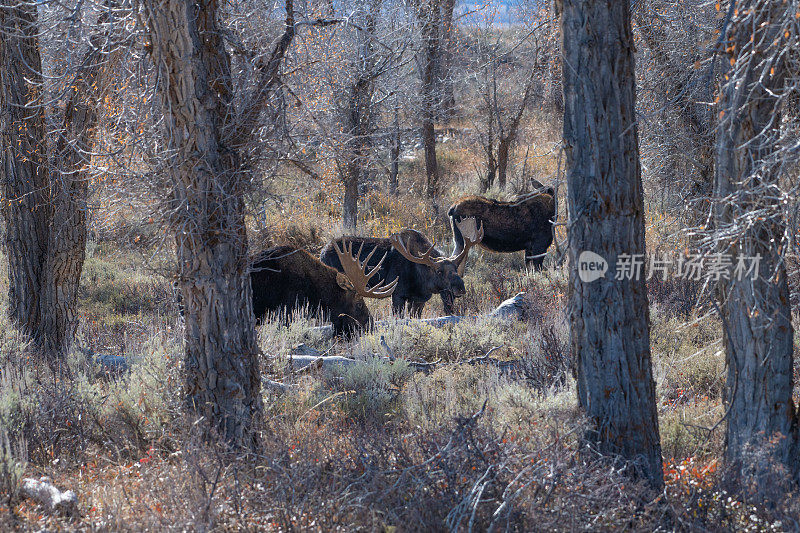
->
left=421, top=120, right=439, bottom=200
left=438, top=0, right=456, bottom=120
left=1, top=3, right=108, bottom=362
left=389, top=101, right=400, bottom=195
left=342, top=162, right=359, bottom=231
left=714, top=0, right=798, bottom=482
left=144, top=0, right=263, bottom=448
left=496, top=137, right=511, bottom=190
left=0, top=2, right=50, bottom=344
left=483, top=75, right=496, bottom=192
left=339, top=0, right=380, bottom=231
left=561, top=0, right=663, bottom=489
left=40, top=27, right=110, bottom=360
left=417, top=0, right=442, bottom=200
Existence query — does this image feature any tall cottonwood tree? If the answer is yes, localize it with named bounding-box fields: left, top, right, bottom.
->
left=143, top=0, right=264, bottom=447
left=0, top=1, right=111, bottom=362
left=561, top=0, right=663, bottom=488
left=413, top=0, right=454, bottom=200
left=338, top=0, right=382, bottom=231
left=713, top=0, right=799, bottom=483
left=143, top=0, right=306, bottom=447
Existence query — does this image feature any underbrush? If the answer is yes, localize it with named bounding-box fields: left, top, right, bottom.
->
left=80, top=256, right=174, bottom=318
left=1, top=291, right=795, bottom=531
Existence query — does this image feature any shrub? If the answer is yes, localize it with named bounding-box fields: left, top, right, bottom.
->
left=321, top=357, right=414, bottom=425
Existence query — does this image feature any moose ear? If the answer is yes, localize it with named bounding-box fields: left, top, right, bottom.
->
left=336, top=272, right=355, bottom=291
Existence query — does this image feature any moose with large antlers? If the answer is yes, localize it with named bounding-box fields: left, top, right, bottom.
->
left=250, top=244, right=397, bottom=336
left=320, top=218, right=483, bottom=316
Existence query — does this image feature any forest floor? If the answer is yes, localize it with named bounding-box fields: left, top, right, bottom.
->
left=1, top=119, right=799, bottom=531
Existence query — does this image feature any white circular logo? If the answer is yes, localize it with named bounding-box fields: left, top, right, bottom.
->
left=577, top=251, right=608, bottom=283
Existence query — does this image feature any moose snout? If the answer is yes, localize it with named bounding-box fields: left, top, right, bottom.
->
left=452, top=278, right=466, bottom=297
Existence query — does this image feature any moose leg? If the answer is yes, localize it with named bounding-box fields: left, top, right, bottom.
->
left=440, top=290, right=455, bottom=316
left=525, top=232, right=553, bottom=271
left=525, top=249, right=546, bottom=271
left=392, top=294, right=407, bottom=316
left=409, top=300, right=425, bottom=318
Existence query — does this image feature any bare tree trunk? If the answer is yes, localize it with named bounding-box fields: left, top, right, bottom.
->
left=339, top=1, right=380, bottom=230
left=0, top=2, right=50, bottom=344
left=483, top=77, right=496, bottom=192
left=342, top=162, right=359, bottom=231
left=496, top=137, right=511, bottom=190
left=421, top=120, right=439, bottom=200
left=389, top=101, right=400, bottom=195
left=417, top=0, right=441, bottom=200
left=714, top=0, right=798, bottom=483
left=144, top=0, right=263, bottom=448
left=1, top=2, right=108, bottom=362
left=438, top=0, right=456, bottom=120
left=562, top=0, right=662, bottom=489
left=40, top=26, right=110, bottom=360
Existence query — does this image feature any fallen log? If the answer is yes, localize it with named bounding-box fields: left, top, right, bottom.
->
left=285, top=354, right=362, bottom=371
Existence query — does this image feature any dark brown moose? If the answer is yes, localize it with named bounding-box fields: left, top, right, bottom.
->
left=320, top=218, right=483, bottom=317
left=250, top=245, right=397, bottom=336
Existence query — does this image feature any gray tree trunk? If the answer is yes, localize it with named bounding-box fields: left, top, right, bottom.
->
left=1, top=3, right=108, bottom=362
left=421, top=120, right=439, bottom=200
left=438, top=0, right=456, bottom=120
left=389, top=101, right=400, bottom=195
left=483, top=76, right=496, bottom=192
left=144, top=0, right=263, bottom=448
left=342, top=162, right=359, bottom=231
left=417, top=0, right=442, bottom=200
left=41, top=26, right=110, bottom=360
left=496, top=138, right=511, bottom=190
left=340, top=0, right=380, bottom=231
left=0, top=2, right=50, bottom=343
left=714, top=0, right=798, bottom=482
left=561, top=0, right=663, bottom=489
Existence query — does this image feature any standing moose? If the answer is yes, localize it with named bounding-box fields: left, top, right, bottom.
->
left=448, top=187, right=555, bottom=270
left=320, top=218, right=483, bottom=316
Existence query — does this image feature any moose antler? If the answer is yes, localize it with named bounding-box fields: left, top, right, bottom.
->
left=334, top=241, right=398, bottom=299
left=389, top=235, right=442, bottom=267
left=390, top=218, right=484, bottom=272
left=452, top=217, right=484, bottom=271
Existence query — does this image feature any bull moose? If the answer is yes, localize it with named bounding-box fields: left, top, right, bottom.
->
left=448, top=187, right=555, bottom=270
left=250, top=245, right=397, bottom=336
left=320, top=218, right=483, bottom=317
